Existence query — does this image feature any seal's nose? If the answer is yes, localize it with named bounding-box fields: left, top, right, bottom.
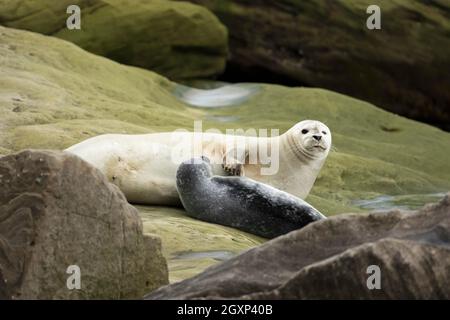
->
left=313, top=135, right=322, bottom=141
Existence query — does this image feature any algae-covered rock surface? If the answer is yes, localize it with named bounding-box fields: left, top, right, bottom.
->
left=188, top=0, right=450, bottom=130
left=1, top=26, right=450, bottom=281
left=0, top=0, right=228, bottom=80
left=139, top=206, right=263, bottom=283
left=1, top=25, right=450, bottom=214
left=0, top=25, right=198, bottom=151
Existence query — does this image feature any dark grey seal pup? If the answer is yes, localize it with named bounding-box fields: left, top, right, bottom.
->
left=176, top=157, right=326, bottom=239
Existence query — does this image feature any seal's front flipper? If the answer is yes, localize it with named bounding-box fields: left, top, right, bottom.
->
left=223, top=162, right=244, bottom=176
left=222, top=148, right=248, bottom=176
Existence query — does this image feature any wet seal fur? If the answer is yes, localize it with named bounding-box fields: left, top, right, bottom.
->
left=176, top=157, right=326, bottom=238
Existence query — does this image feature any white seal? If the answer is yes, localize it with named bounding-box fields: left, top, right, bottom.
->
left=65, top=120, right=331, bottom=205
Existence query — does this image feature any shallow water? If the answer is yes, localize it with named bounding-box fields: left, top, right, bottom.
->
left=206, top=115, right=240, bottom=123
left=173, top=83, right=260, bottom=108
left=138, top=205, right=264, bottom=283
left=173, top=250, right=236, bottom=261
left=353, top=192, right=446, bottom=211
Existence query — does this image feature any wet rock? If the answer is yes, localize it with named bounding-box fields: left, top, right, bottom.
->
left=0, top=150, right=168, bottom=299
left=189, top=0, right=450, bottom=130
left=139, top=205, right=264, bottom=283
left=146, top=193, right=450, bottom=299
left=0, top=0, right=228, bottom=80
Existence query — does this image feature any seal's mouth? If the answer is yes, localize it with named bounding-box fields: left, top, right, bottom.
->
left=311, top=145, right=327, bottom=151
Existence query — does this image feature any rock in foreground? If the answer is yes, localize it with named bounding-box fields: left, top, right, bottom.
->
left=0, top=150, right=168, bottom=299
left=147, top=194, right=450, bottom=299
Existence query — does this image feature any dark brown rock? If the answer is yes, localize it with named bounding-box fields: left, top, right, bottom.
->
left=0, top=150, right=168, bottom=299
left=188, top=0, right=450, bottom=130
left=0, top=269, right=10, bottom=300
left=146, top=193, right=450, bottom=299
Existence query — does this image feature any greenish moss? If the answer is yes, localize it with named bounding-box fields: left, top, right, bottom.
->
left=204, top=85, right=450, bottom=214
left=139, top=206, right=264, bottom=283
left=0, top=0, right=228, bottom=80
left=0, top=25, right=203, bottom=151
left=2, top=25, right=450, bottom=215
left=1, top=26, right=450, bottom=281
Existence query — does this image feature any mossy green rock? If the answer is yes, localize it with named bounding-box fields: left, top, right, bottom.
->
left=0, top=0, right=228, bottom=80
left=1, top=26, right=450, bottom=281
left=188, top=0, right=450, bottom=130
left=139, top=206, right=263, bottom=283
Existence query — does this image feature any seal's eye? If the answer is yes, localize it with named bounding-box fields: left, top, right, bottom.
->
left=322, top=131, right=327, bottom=135
left=301, top=129, right=309, bottom=134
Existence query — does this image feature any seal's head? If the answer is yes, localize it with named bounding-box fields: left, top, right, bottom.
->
left=176, top=156, right=213, bottom=188
left=176, top=156, right=213, bottom=202
left=289, top=120, right=332, bottom=159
